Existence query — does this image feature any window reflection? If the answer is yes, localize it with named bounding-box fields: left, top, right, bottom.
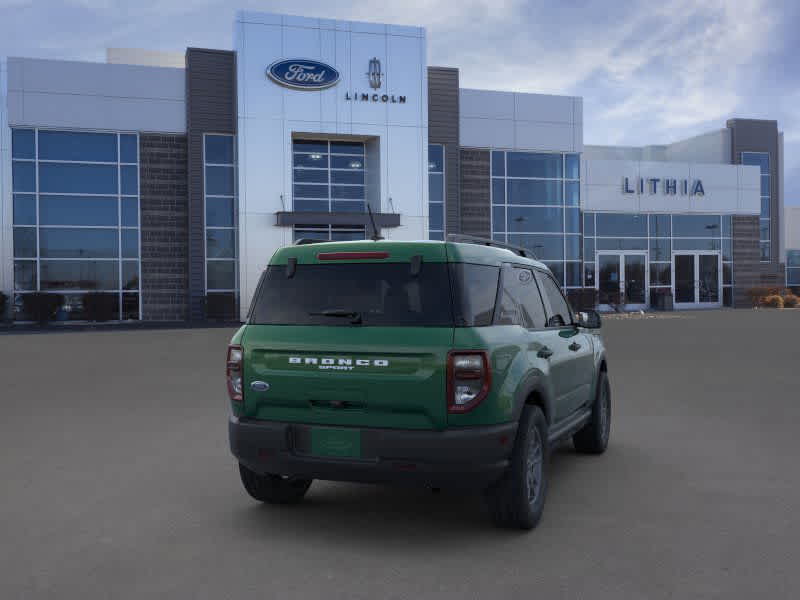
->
left=428, top=144, right=445, bottom=239
left=493, top=150, right=579, bottom=287
left=204, top=134, right=238, bottom=295
left=10, top=128, right=141, bottom=320
left=584, top=211, right=734, bottom=304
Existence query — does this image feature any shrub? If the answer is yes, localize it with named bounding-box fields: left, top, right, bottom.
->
left=762, top=295, right=784, bottom=309
left=21, top=293, right=65, bottom=324
left=747, top=287, right=790, bottom=307
left=782, top=294, right=799, bottom=308
left=0, top=292, right=7, bottom=322
left=83, top=292, right=118, bottom=322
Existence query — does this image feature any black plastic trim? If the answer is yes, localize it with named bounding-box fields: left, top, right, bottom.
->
left=229, top=416, right=517, bottom=488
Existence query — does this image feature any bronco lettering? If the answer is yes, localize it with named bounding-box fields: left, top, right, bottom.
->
left=288, top=356, right=390, bottom=368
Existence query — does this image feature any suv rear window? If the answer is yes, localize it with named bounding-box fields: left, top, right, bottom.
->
left=249, top=263, right=454, bottom=326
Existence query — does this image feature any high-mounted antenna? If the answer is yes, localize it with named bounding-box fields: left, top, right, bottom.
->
left=366, top=204, right=384, bottom=241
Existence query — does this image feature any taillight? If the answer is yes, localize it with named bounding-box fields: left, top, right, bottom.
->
left=227, top=345, right=243, bottom=403
left=447, top=351, right=491, bottom=413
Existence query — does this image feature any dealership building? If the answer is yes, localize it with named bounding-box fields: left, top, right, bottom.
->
left=0, top=11, right=793, bottom=322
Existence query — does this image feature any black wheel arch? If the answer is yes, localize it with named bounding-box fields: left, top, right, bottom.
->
left=512, top=371, right=554, bottom=425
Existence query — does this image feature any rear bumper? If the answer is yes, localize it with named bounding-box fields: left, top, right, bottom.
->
left=229, top=416, right=517, bottom=488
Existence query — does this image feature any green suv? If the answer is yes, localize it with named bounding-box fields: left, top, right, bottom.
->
left=227, top=237, right=610, bottom=529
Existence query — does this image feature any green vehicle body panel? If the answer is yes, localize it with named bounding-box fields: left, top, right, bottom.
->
left=240, top=325, right=453, bottom=430
left=231, top=240, right=604, bottom=433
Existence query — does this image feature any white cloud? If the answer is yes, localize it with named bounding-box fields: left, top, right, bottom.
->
left=1, top=0, right=795, bottom=201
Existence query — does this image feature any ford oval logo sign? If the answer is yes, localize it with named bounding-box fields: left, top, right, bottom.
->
left=267, top=59, right=340, bottom=90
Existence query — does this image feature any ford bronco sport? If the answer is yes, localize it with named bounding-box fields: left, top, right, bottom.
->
left=227, top=236, right=610, bottom=529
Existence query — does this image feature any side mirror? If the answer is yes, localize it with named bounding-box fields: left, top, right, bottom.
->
left=576, top=309, right=602, bottom=329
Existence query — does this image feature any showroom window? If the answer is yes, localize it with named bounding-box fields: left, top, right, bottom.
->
left=787, top=250, right=800, bottom=289
left=204, top=134, right=238, bottom=308
left=583, top=213, right=734, bottom=306
left=293, top=225, right=366, bottom=242
left=11, top=128, right=141, bottom=321
left=742, top=152, right=770, bottom=261
left=428, top=144, right=445, bottom=240
left=491, top=150, right=581, bottom=288
left=292, top=140, right=365, bottom=213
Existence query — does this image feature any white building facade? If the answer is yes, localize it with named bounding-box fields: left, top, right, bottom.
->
left=0, top=10, right=788, bottom=322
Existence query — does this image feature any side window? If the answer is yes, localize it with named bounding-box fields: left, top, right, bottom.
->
left=451, top=263, right=500, bottom=326
left=536, top=271, right=573, bottom=327
left=495, top=266, right=547, bottom=328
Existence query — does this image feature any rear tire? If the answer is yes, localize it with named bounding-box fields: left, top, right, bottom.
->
left=573, top=371, right=611, bottom=454
left=485, top=405, right=548, bottom=530
left=238, top=464, right=312, bottom=504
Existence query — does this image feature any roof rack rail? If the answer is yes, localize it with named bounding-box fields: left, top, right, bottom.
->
left=446, top=234, right=537, bottom=260
left=294, top=238, right=327, bottom=246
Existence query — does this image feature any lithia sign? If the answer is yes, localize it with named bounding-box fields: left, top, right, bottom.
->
left=623, top=177, right=705, bottom=196
left=267, top=57, right=407, bottom=103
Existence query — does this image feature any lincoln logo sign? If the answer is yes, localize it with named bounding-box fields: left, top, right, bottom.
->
left=266, top=59, right=340, bottom=90
left=344, top=57, right=406, bottom=104
left=623, top=177, right=705, bottom=196
left=367, top=57, right=382, bottom=89
left=288, top=357, right=389, bottom=371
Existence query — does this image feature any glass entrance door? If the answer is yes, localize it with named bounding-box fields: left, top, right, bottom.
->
left=624, top=254, right=647, bottom=305
left=597, top=252, right=648, bottom=310
left=698, top=254, right=720, bottom=303
left=598, top=255, right=621, bottom=306
left=674, top=254, right=695, bottom=304
left=672, top=252, right=721, bottom=308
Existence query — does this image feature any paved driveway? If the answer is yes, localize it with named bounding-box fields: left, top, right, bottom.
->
left=1, top=309, right=799, bottom=599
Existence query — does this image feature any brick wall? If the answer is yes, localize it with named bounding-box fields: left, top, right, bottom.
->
left=139, top=134, right=189, bottom=321
left=732, top=215, right=760, bottom=307
left=732, top=215, right=787, bottom=307
left=460, top=149, right=491, bottom=238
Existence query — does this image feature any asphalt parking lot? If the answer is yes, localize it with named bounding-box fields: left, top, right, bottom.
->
left=2, top=309, right=799, bottom=599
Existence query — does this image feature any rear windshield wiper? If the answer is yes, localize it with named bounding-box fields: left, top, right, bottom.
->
left=308, top=309, right=363, bottom=324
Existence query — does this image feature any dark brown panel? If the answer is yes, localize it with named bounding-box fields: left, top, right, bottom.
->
left=732, top=215, right=761, bottom=307
left=186, top=48, right=237, bottom=321
left=139, top=134, right=189, bottom=321
left=428, top=67, right=460, bottom=234
left=459, top=148, right=491, bottom=238
left=727, top=119, right=782, bottom=273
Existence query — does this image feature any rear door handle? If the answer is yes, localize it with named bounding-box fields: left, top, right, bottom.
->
left=537, top=347, right=554, bottom=359
left=568, top=342, right=581, bottom=352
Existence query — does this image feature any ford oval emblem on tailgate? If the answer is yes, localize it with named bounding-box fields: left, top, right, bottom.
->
left=250, top=381, right=270, bottom=392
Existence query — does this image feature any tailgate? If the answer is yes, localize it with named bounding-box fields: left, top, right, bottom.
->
left=242, top=325, right=453, bottom=430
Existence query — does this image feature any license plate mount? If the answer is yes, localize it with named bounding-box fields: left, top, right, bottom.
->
left=310, top=427, right=361, bottom=459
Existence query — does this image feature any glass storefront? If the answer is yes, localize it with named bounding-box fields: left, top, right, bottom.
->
left=292, top=140, right=366, bottom=213
left=788, top=250, right=800, bottom=289
left=293, top=225, right=366, bottom=242
left=290, top=139, right=367, bottom=243
left=204, top=134, right=239, bottom=313
left=584, top=212, right=734, bottom=308
left=742, top=152, right=770, bottom=261
left=491, top=150, right=581, bottom=288
left=428, top=144, right=445, bottom=240
left=11, top=128, right=141, bottom=320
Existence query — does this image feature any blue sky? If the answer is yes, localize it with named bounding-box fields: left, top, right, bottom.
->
left=2, top=0, right=798, bottom=204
